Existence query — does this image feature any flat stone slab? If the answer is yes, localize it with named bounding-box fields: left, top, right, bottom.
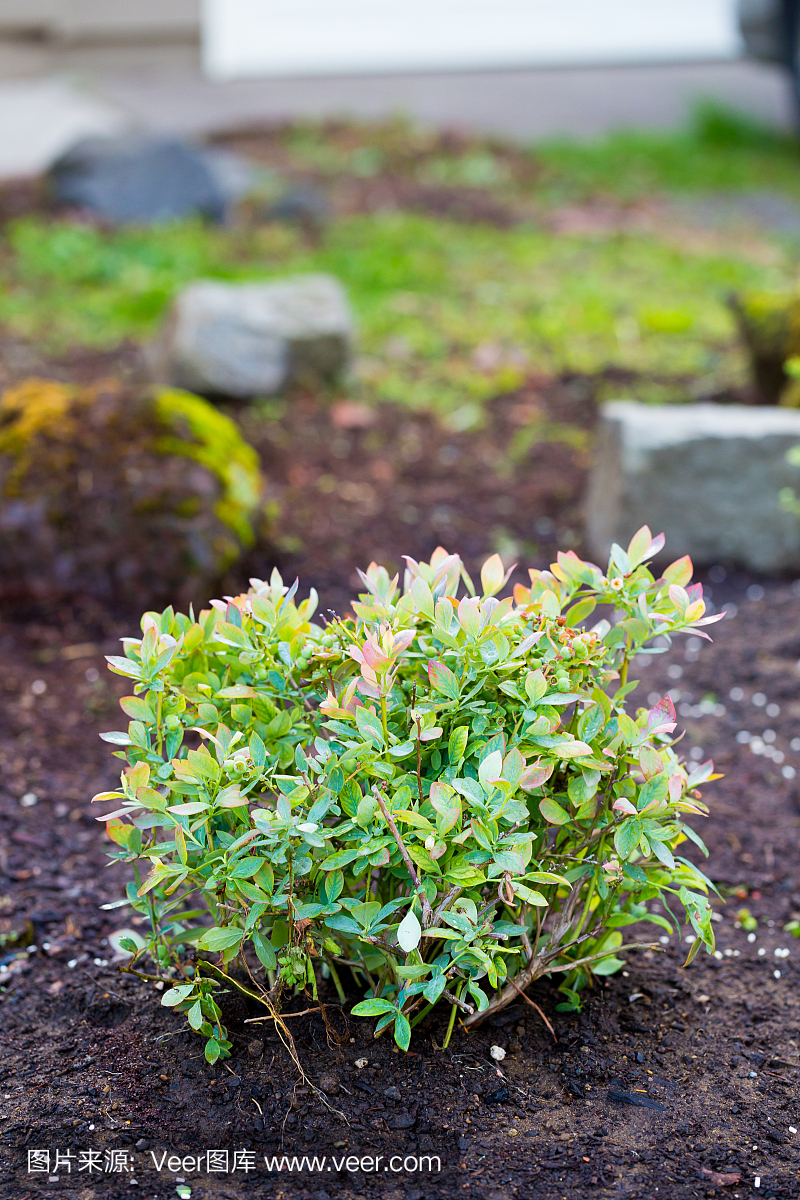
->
left=0, top=79, right=127, bottom=180
left=162, top=274, right=354, bottom=398
left=586, top=401, right=800, bottom=572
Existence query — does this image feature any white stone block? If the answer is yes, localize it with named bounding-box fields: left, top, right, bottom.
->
left=163, top=275, right=354, bottom=398
left=586, top=401, right=800, bottom=572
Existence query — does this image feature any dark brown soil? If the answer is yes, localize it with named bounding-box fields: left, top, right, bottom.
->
left=1, top=545, right=800, bottom=1199
left=237, top=374, right=596, bottom=615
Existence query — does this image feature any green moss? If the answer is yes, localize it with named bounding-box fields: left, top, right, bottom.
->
left=0, top=378, right=267, bottom=603
left=0, top=378, right=79, bottom=490
left=153, top=388, right=262, bottom=545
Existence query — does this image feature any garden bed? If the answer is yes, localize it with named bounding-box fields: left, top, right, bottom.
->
left=2, top=107, right=800, bottom=1199
left=1, top=540, right=799, bottom=1198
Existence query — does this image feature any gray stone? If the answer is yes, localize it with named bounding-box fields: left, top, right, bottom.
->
left=162, top=275, right=354, bottom=398
left=586, top=401, right=800, bottom=572
left=49, top=135, right=253, bottom=225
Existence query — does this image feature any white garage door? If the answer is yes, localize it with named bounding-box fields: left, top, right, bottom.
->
left=202, top=0, right=741, bottom=81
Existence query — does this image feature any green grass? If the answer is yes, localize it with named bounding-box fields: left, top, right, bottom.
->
left=1, top=105, right=798, bottom=415
left=534, top=103, right=800, bottom=203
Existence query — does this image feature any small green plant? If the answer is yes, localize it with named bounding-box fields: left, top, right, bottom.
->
left=735, top=907, right=758, bottom=932
left=96, top=528, right=723, bottom=1061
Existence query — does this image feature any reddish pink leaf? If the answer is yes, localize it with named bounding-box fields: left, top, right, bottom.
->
left=647, top=695, right=676, bottom=736
left=663, top=554, right=693, bottom=587
left=520, top=760, right=554, bottom=791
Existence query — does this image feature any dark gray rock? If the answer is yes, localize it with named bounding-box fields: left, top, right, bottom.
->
left=268, top=184, right=331, bottom=227
left=586, top=401, right=800, bottom=572
left=48, top=135, right=252, bottom=225
left=162, top=274, right=354, bottom=398
left=387, top=1109, right=416, bottom=1129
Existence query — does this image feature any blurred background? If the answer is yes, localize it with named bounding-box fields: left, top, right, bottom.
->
left=1, top=0, right=800, bottom=623
left=0, top=0, right=794, bottom=152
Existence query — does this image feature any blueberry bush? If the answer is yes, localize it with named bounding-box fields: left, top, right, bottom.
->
left=96, top=528, right=722, bottom=1060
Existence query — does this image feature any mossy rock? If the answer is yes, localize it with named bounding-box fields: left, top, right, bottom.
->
left=729, top=288, right=800, bottom=405
left=0, top=377, right=267, bottom=605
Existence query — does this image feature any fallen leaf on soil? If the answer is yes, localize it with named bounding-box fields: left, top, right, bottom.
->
left=701, top=1167, right=741, bottom=1186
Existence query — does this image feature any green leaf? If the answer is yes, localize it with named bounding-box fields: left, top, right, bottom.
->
left=407, top=845, right=442, bottom=876
left=393, top=1012, right=411, bottom=1052
left=428, top=660, right=459, bottom=701
left=106, top=655, right=143, bottom=680
left=556, top=739, right=594, bottom=759
left=161, top=984, right=194, bottom=1006
left=614, top=818, right=643, bottom=861
left=564, top=597, right=596, bottom=625
left=249, top=732, right=266, bottom=771
left=351, top=998, right=395, bottom=1017
left=514, top=883, right=548, bottom=906
left=648, top=838, right=675, bottom=870
left=539, top=797, right=570, bottom=825
left=448, top=726, right=469, bottom=764
left=320, top=848, right=360, bottom=870
left=120, top=695, right=156, bottom=724
left=620, top=617, right=651, bottom=643
left=196, top=927, right=243, bottom=952
left=187, top=1000, right=203, bottom=1030
left=356, top=706, right=385, bottom=747
left=392, top=809, right=435, bottom=833
left=638, top=775, right=669, bottom=810
left=592, top=956, right=625, bottom=976
left=410, top=576, right=435, bottom=618
left=230, top=856, right=266, bottom=878
left=205, top=1038, right=221, bottom=1064
left=492, top=850, right=525, bottom=875
left=320, top=869, right=344, bottom=903
left=577, top=706, right=604, bottom=742
left=216, top=684, right=257, bottom=699
left=524, top=670, right=547, bottom=704
left=422, top=974, right=447, bottom=1004
left=252, top=929, right=277, bottom=970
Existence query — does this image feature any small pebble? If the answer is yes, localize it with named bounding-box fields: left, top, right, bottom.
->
left=354, top=1058, right=368, bottom=1069
left=20, top=792, right=38, bottom=807
left=490, top=1045, right=506, bottom=1062
left=319, top=1072, right=339, bottom=1095
left=790, top=1126, right=797, bottom=1134
left=383, top=1085, right=401, bottom=1101
left=134, top=1139, right=148, bottom=1150
left=248, top=1040, right=264, bottom=1058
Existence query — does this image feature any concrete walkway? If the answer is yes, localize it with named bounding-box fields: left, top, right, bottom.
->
left=92, top=56, right=796, bottom=141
